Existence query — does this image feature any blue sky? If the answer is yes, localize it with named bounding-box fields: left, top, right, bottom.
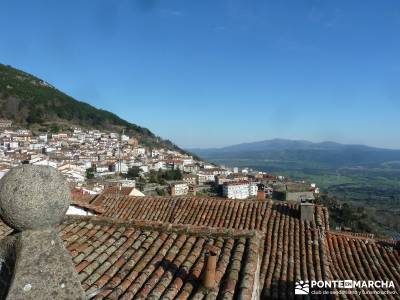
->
left=1, top=1, right=399, bottom=149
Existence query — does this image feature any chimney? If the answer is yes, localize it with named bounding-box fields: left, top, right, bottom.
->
left=300, top=202, right=315, bottom=223
left=0, top=165, right=86, bottom=299
left=257, top=183, right=266, bottom=201
left=203, top=246, right=218, bottom=289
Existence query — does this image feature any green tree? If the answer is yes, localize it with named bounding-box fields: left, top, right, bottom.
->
left=127, top=166, right=141, bottom=179
left=156, top=188, right=166, bottom=196
left=162, top=169, right=183, bottom=181
left=86, top=167, right=95, bottom=179
left=149, top=170, right=159, bottom=183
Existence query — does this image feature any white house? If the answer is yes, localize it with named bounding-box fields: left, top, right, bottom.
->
left=197, top=172, right=215, bottom=185
left=248, top=182, right=258, bottom=197
left=32, top=159, right=58, bottom=168
left=38, top=134, right=48, bottom=143
left=203, top=164, right=215, bottom=169
left=109, top=132, right=118, bottom=139
left=96, top=165, right=110, bottom=173
left=151, top=149, right=160, bottom=157
left=44, top=147, right=56, bottom=153
left=223, top=182, right=249, bottom=199
left=182, top=158, right=194, bottom=165
left=139, top=165, right=149, bottom=173
left=112, top=162, right=129, bottom=174
left=152, top=161, right=166, bottom=170
left=223, top=181, right=257, bottom=200
left=60, top=170, right=86, bottom=183
left=169, top=182, right=189, bottom=196
left=8, top=142, right=19, bottom=149
left=133, top=147, right=146, bottom=156
left=29, top=143, right=45, bottom=150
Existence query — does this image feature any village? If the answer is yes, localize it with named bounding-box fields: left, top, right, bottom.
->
left=1, top=2, right=399, bottom=297
left=0, top=119, right=319, bottom=202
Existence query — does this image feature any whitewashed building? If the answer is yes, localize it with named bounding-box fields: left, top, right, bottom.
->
left=248, top=182, right=258, bottom=197
left=223, top=181, right=258, bottom=200
left=169, top=182, right=189, bottom=196
left=197, top=172, right=215, bottom=185
left=112, top=162, right=129, bottom=174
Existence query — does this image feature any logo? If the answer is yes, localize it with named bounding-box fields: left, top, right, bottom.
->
left=295, top=280, right=310, bottom=295
left=294, top=280, right=396, bottom=296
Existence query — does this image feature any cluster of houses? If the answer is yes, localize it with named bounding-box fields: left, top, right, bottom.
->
left=0, top=121, right=319, bottom=201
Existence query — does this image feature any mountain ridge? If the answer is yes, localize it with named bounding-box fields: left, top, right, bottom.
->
left=189, top=138, right=400, bottom=168
left=189, top=138, right=397, bottom=153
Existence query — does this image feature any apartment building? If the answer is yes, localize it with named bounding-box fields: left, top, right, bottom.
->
left=169, top=181, right=189, bottom=196
left=222, top=181, right=258, bottom=199
left=183, top=173, right=197, bottom=185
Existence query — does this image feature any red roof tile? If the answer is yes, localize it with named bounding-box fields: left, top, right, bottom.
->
left=1, top=216, right=261, bottom=299
left=102, top=186, right=135, bottom=196
left=87, top=195, right=399, bottom=299
left=1, top=194, right=398, bottom=299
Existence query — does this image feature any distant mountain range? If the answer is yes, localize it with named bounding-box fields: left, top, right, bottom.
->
left=0, top=63, right=184, bottom=152
left=190, top=138, right=400, bottom=168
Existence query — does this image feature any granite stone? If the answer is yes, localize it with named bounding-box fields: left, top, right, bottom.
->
left=0, top=165, right=85, bottom=299
left=5, top=230, right=85, bottom=300
left=0, top=165, right=70, bottom=231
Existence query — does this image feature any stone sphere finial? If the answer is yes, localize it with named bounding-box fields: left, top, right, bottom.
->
left=0, top=165, right=70, bottom=231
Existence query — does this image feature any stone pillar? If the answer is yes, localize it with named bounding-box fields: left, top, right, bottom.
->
left=0, top=165, right=85, bottom=300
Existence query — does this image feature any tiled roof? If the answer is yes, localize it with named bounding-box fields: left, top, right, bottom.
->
left=90, top=195, right=329, bottom=231
left=71, top=199, right=106, bottom=215
left=326, top=231, right=400, bottom=294
left=0, top=217, right=261, bottom=299
left=70, top=191, right=105, bottom=214
left=1, top=194, right=398, bottom=299
left=87, top=195, right=400, bottom=299
left=258, top=203, right=330, bottom=298
left=102, top=186, right=135, bottom=196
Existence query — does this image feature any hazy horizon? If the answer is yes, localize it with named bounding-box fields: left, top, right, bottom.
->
left=1, top=1, right=399, bottom=149
left=185, top=137, right=400, bottom=151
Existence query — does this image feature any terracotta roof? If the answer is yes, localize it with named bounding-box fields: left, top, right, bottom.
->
left=70, top=190, right=105, bottom=214
left=326, top=231, right=400, bottom=295
left=71, top=199, right=105, bottom=215
left=87, top=195, right=400, bottom=298
left=71, top=190, right=98, bottom=202
left=102, top=186, right=135, bottom=196
left=0, top=217, right=261, bottom=299
left=90, top=195, right=329, bottom=231
left=1, top=194, right=398, bottom=298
